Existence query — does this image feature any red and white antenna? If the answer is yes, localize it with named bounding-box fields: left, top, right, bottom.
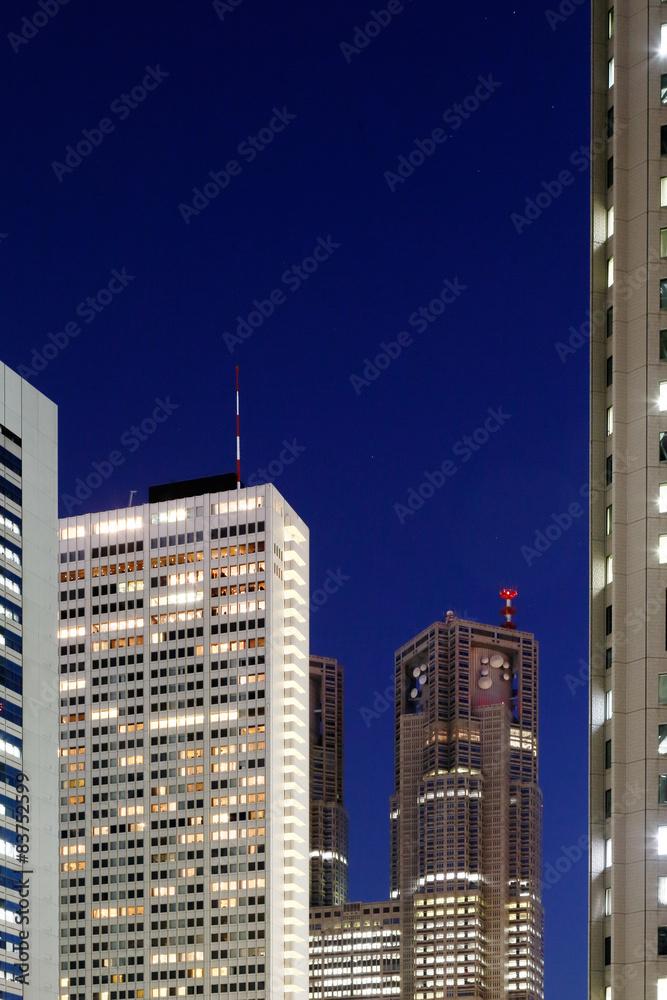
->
left=235, top=366, right=241, bottom=491
left=500, top=587, right=517, bottom=629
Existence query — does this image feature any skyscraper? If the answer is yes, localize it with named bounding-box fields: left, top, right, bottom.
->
left=308, top=600, right=543, bottom=1000
left=310, top=656, right=349, bottom=906
left=0, top=361, right=59, bottom=1000
left=589, top=3, right=667, bottom=996
left=57, top=477, right=309, bottom=1000
left=308, top=655, right=348, bottom=907
left=390, top=604, right=543, bottom=1000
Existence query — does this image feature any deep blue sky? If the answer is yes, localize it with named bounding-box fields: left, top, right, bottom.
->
left=2, top=2, right=590, bottom=994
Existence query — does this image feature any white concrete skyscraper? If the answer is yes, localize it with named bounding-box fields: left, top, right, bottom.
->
left=57, top=476, right=309, bottom=1000
left=588, top=2, right=667, bottom=997
left=0, top=361, right=59, bottom=1000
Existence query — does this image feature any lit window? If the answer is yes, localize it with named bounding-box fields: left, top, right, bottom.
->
left=659, top=827, right=667, bottom=855
left=608, top=57, right=615, bottom=87
left=605, top=689, right=612, bottom=719
left=661, top=484, right=667, bottom=513
left=661, top=383, right=667, bottom=411
left=660, top=725, right=667, bottom=754
left=606, top=505, right=612, bottom=534
left=606, top=554, right=613, bottom=584
left=605, top=886, right=611, bottom=915
left=607, top=257, right=614, bottom=287
left=660, top=535, right=667, bottom=563
left=662, top=24, right=667, bottom=54
left=605, top=988, right=611, bottom=1000
left=607, top=206, right=614, bottom=238
left=608, top=7, right=614, bottom=37
left=660, top=977, right=667, bottom=1000
left=660, top=674, right=667, bottom=704
left=607, top=406, right=614, bottom=436
left=605, top=838, right=612, bottom=867
left=663, top=178, right=667, bottom=206
left=660, top=877, right=667, bottom=905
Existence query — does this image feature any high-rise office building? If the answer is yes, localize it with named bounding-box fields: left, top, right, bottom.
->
left=309, top=900, right=401, bottom=999
left=57, top=477, right=309, bottom=1000
left=0, top=361, right=59, bottom=1000
left=589, top=4, right=667, bottom=996
left=308, top=655, right=348, bottom=907
left=390, top=605, right=543, bottom=1000
left=307, top=602, right=543, bottom=1000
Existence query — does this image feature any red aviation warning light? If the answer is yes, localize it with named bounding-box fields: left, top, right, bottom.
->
left=500, top=587, right=517, bottom=629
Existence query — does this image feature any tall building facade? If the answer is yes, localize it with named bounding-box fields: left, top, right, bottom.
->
left=308, top=656, right=348, bottom=907
left=390, top=607, right=543, bottom=1000
left=589, top=3, right=667, bottom=997
left=57, top=478, right=309, bottom=1000
left=309, top=901, right=401, bottom=999
left=0, top=362, right=59, bottom=1000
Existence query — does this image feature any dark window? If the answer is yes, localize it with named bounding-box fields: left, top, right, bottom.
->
left=607, top=306, right=613, bottom=338
left=661, top=280, right=667, bottom=311
left=662, top=75, right=667, bottom=105
left=605, top=936, right=611, bottom=965
left=606, top=455, right=613, bottom=485
left=607, top=156, right=614, bottom=188
left=605, top=647, right=612, bottom=670
left=607, top=106, right=614, bottom=136
left=605, top=788, right=612, bottom=817
left=606, top=605, right=613, bottom=635
left=606, top=355, right=613, bottom=386
left=662, top=125, right=667, bottom=156
left=605, top=739, right=612, bottom=768
left=659, top=927, right=667, bottom=956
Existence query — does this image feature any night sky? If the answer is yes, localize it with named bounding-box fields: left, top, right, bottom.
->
left=2, top=2, right=590, bottom=995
